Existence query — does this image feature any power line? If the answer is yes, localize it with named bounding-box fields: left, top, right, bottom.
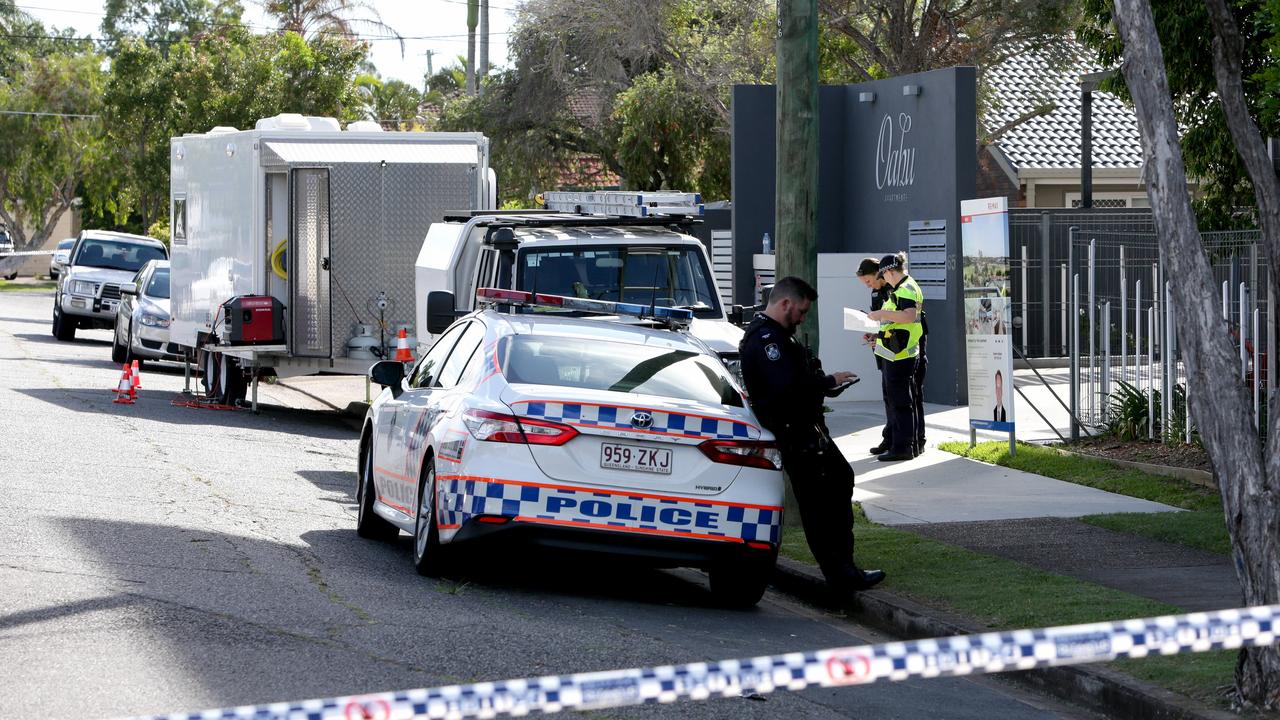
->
left=437, top=0, right=522, bottom=12
left=0, top=110, right=99, bottom=118
left=0, top=29, right=511, bottom=44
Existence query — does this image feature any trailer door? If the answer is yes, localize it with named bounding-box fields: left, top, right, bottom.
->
left=290, top=168, right=332, bottom=357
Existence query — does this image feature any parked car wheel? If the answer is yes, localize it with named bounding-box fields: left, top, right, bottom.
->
left=413, top=458, right=444, bottom=577
left=708, top=558, right=773, bottom=608
left=124, top=328, right=145, bottom=372
left=52, top=302, right=76, bottom=341
left=356, top=431, right=399, bottom=541
left=111, top=322, right=127, bottom=364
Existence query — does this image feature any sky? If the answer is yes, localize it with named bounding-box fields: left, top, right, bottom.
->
left=16, top=0, right=518, bottom=87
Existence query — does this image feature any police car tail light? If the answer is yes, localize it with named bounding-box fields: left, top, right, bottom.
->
left=463, top=409, right=578, bottom=446
left=697, top=440, right=782, bottom=471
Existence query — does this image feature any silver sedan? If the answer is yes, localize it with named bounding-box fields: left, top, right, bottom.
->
left=48, top=238, right=74, bottom=280
left=112, top=259, right=181, bottom=368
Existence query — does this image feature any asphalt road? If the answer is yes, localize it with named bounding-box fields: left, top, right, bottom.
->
left=0, top=290, right=1097, bottom=719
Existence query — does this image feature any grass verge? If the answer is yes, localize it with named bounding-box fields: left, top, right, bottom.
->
left=0, top=279, right=56, bottom=292
left=779, top=514, right=1237, bottom=707
left=939, top=440, right=1229, bottom=556
left=938, top=441, right=1219, bottom=510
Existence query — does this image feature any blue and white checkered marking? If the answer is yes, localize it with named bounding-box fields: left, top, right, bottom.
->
left=513, top=401, right=755, bottom=440
left=140, top=604, right=1280, bottom=719
left=437, top=475, right=781, bottom=544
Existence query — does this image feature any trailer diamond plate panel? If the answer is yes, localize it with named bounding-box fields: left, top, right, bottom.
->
left=292, top=169, right=331, bottom=357
left=329, top=162, right=477, bottom=358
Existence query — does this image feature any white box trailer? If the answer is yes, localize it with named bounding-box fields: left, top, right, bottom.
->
left=169, top=113, right=491, bottom=405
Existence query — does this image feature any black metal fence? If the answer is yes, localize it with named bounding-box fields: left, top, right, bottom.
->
left=1008, top=209, right=1156, bottom=358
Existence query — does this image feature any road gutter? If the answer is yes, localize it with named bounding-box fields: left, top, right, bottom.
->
left=771, top=557, right=1236, bottom=720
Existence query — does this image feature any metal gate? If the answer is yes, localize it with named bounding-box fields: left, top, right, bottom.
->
left=291, top=168, right=332, bottom=357
left=1066, top=227, right=1271, bottom=443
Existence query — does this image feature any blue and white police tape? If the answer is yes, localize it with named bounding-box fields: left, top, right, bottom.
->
left=143, top=604, right=1279, bottom=720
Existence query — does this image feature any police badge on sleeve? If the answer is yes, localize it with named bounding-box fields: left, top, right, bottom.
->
left=765, top=343, right=780, bottom=361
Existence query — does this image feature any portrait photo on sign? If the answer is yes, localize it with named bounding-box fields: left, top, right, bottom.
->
left=965, top=296, right=1008, bottom=335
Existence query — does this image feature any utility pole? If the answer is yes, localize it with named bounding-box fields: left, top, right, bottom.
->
left=776, top=0, right=820, bottom=530
left=776, top=0, right=821, bottom=352
left=425, top=49, right=434, bottom=79
left=465, top=0, right=478, bottom=95
left=479, top=0, right=490, bottom=94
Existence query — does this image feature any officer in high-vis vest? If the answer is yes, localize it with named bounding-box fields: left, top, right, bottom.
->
left=866, top=253, right=924, bottom=461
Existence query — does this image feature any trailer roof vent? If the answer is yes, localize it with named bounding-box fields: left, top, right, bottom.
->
left=207, top=126, right=238, bottom=135
left=306, top=116, right=341, bottom=131
left=255, top=113, right=311, bottom=131
left=346, top=120, right=384, bottom=133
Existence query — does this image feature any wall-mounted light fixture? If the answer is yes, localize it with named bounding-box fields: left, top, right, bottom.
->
left=858, top=92, right=876, bottom=103
left=225, top=142, right=236, bottom=158
left=902, top=85, right=922, bottom=96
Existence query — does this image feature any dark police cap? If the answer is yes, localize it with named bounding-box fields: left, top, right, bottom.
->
left=876, top=253, right=903, bottom=275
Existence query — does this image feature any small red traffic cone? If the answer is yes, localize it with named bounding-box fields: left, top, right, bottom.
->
left=130, top=359, right=142, bottom=394
left=112, top=364, right=134, bottom=404
left=394, top=328, right=413, bottom=362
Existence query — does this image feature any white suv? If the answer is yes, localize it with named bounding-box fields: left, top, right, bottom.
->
left=53, top=230, right=168, bottom=341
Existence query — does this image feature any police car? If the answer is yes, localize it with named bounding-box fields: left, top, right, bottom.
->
left=357, top=289, right=783, bottom=606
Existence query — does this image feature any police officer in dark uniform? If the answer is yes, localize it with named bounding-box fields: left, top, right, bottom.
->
left=739, top=276, right=886, bottom=599
left=856, top=257, right=893, bottom=454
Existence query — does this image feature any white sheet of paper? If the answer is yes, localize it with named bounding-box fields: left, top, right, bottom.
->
left=843, top=307, right=880, bottom=332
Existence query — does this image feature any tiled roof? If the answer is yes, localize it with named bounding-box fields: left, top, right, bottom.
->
left=985, top=43, right=1144, bottom=171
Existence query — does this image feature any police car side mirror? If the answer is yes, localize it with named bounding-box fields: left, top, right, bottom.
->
left=426, top=291, right=457, bottom=335
left=120, top=282, right=138, bottom=296
left=370, top=360, right=406, bottom=398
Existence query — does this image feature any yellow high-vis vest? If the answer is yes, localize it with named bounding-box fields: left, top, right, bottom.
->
left=874, top=275, right=924, bottom=362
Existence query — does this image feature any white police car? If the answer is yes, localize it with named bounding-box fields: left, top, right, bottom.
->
left=358, top=289, right=783, bottom=606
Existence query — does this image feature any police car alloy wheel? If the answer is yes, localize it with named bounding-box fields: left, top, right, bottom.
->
left=413, top=459, right=444, bottom=577
left=356, top=433, right=399, bottom=542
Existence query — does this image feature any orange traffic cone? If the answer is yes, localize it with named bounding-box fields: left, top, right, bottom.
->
left=394, top=328, right=413, bottom=362
left=112, top=364, right=134, bottom=404
left=130, top=359, right=142, bottom=394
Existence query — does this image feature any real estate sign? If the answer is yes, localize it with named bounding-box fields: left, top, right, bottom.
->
left=961, top=197, right=1015, bottom=436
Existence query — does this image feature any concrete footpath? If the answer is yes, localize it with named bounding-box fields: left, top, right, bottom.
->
left=268, top=374, right=1239, bottom=719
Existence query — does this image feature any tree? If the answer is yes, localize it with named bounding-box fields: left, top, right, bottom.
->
left=612, top=69, right=726, bottom=197
left=356, top=74, right=423, bottom=129
left=101, top=39, right=171, bottom=231
left=100, top=0, right=244, bottom=53
left=817, top=0, right=1079, bottom=81
left=0, top=50, right=108, bottom=249
left=447, top=0, right=769, bottom=202
left=1109, top=0, right=1280, bottom=707
left=261, top=0, right=402, bottom=54
left=1078, top=0, right=1276, bottom=229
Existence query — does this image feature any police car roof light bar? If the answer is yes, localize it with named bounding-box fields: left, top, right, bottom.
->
left=475, top=287, right=694, bottom=326
left=542, top=191, right=705, bottom=218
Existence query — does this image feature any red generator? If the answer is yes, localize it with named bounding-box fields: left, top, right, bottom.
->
left=222, top=295, right=285, bottom=345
